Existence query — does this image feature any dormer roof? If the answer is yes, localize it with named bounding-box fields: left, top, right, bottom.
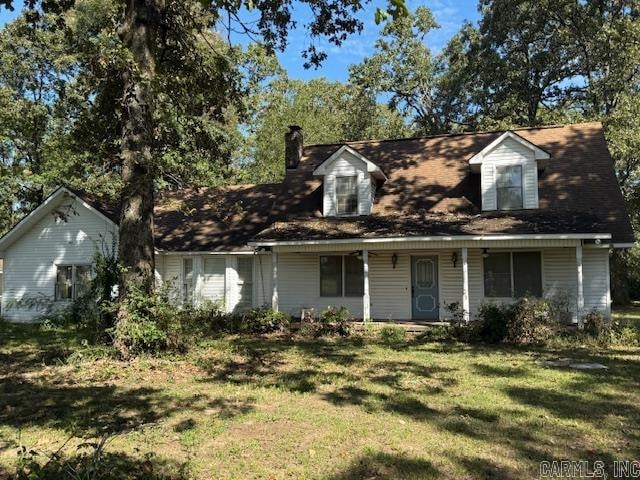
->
left=312, top=144, right=387, bottom=180
left=468, top=130, right=551, bottom=172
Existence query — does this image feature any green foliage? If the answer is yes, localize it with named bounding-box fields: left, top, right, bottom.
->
left=474, top=297, right=560, bottom=345
left=378, top=326, right=407, bottom=345
left=227, top=306, right=291, bottom=334
left=317, top=306, right=352, bottom=337
left=242, top=73, right=410, bottom=183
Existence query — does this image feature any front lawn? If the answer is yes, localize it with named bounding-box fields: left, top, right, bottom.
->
left=1, top=321, right=639, bottom=479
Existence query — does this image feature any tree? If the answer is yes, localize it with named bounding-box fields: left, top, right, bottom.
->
left=1, top=0, right=408, bottom=354
left=242, top=72, right=409, bottom=183
left=349, top=6, right=464, bottom=134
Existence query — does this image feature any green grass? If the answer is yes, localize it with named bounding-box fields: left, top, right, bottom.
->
left=1, top=317, right=640, bottom=479
left=614, top=300, right=640, bottom=324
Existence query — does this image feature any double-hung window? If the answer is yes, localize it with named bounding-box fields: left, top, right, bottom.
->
left=335, top=176, right=358, bottom=215
left=496, top=165, right=523, bottom=209
left=55, top=264, right=92, bottom=301
left=320, top=255, right=364, bottom=297
left=483, top=251, right=542, bottom=298
left=183, top=258, right=194, bottom=304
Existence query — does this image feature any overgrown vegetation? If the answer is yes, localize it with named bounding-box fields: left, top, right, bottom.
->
left=1, top=307, right=639, bottom=479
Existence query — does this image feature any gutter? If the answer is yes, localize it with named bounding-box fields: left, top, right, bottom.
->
left=249, top=233, right=612, bottom=247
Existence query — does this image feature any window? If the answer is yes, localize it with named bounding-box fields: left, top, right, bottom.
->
left=320, top=255, right=364, bottom=297
left=55, top=265, right=92, bottom=301
left=484, top=252, right=542, bottom=298
left=183, top=258, right=194, bottom=304
left=336, top=176, right=358, bottom=215
left=344, top=255, right=364, bottom=296
left=496, top=165, right=523, bottom=209
left=236, top=257, right=253, bottom=311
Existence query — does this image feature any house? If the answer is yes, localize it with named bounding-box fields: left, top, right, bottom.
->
left=0, top=122, right=634, bottom=323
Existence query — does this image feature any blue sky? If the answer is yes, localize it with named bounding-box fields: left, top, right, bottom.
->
left=0, top=0, right=480, bottom=82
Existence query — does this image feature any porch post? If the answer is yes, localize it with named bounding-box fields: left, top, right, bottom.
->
left=362, top=250, right=370, bottom=321
left=576, top=243, right=584, bottom=327
left=462, top=247, right=470, bottom=322
left=271, top=251, right=279, bottom=311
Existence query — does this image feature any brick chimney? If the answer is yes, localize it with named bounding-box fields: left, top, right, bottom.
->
left=285, top=125, right=303, bottom=170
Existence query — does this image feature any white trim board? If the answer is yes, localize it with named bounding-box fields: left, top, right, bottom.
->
left=469, top=130, right=550, bottom=171
left=250, top=233, right=612, bottom=247
left=313, top=145, right=387, bottom=180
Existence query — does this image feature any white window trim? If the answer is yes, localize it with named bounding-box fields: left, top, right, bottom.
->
left=334, top=175, right=359, bottom=217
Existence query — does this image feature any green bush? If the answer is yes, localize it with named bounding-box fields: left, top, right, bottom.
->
left=318, top=306, right=351, bottom=337
left=474, top=297, right=559, bottom=345
left=378, top=326, right=407, bottom=344
left=228, top=306, right=290, bottom=334
left=475, top=303, right=510, bottom=343
left=611, top=324, right=640, bottom=346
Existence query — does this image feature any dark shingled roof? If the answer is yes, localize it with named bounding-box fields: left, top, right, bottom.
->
left=272, top=121, right=634, bottom=244
left=69, top=122, right=634, bottom=248
left=255, top=210, right=608, bottom=241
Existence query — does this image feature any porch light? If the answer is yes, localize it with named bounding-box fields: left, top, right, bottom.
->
left=391, top=253, right=398, bottom=269
left=482, top=248, right=489, bottom=258
left=451, top=251, right=458, bottom=268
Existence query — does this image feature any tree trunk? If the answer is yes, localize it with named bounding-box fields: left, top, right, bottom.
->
left=117, top=0, right=159, bottom=300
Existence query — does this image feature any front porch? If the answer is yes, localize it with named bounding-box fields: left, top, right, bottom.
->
left=263, top=236, right=612, bottom=323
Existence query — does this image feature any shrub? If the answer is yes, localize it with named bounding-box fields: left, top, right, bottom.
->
left=228, top=306, right=290, bottom=334
left=474, top=297, right=559, bottom=345
left=110, top=285, right=176, bottom=357
left=506, top=297, right=558, bottom=345
left=378, top=326, right=407, bottom=344
left=317, top=306, right=351, bottom=337
left=582, top=309, right=611, bottom=342
left=475, top=303, right=510, bottom=343
left=611, top=324, right=640, bottom=346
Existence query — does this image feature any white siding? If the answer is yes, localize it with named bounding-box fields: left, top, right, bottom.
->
left=481, top=137, right=539, bottom=210
left=201, top=256, right=226, bottom=304
left=583, top=248, right=611, bottom=316
left=1, top=197, right=117, bottom=322
left=278, top=253, right=363, bottom=318
left=369, top=252, right=410, bottom=320
left=156, top=253, right=273, bottom=313
left=322, top=150, right=373, bottom=216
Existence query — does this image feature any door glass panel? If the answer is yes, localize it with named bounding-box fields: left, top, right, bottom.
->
left=415, top=259, right=435, bottom=289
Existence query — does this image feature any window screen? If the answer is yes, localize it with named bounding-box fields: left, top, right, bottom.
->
left=496, top=165, right=523, bottom=209
left=484, top=253, right=511, bottom=297
left=336, top=176, right=358, bottom=215
left=56, top=265, right=73, bottom=300
left=513, top=252, right=542, bottom=297
left=344, top=255, right=364, bottom=296
left=320, top=256, right=342, bottom=296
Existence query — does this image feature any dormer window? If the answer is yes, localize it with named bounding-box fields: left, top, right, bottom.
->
left=468, top=131, right=550, bottom=211
left=313, top=144, right=387, bottom=217
left=336, top=176, right=358, bottom=215
left=496, top=165, right=523, bottom=210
